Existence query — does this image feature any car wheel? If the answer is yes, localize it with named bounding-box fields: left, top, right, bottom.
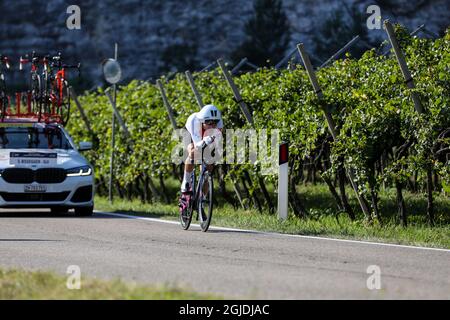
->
left=74, top=206, right=94, bottom=217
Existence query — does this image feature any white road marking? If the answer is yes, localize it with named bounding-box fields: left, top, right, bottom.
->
left=95, top=211, right=450, bottom=253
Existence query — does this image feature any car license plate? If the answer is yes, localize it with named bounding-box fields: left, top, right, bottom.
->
left=10, top=152, right=57, bottom=166
left=24, top=185, right=47, bottom=193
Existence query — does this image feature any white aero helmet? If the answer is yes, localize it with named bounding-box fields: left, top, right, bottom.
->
left=197, top=104, right=221, bottom=122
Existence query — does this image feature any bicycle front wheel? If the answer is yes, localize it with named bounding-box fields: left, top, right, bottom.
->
left=198, top=171, right=213, bottom=232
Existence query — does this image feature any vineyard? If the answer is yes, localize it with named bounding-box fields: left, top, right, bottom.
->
left=67, top=25, right=450, bottom=228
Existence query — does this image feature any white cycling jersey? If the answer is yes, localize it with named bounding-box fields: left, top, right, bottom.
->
left=185, top=112, right=223, bottom=147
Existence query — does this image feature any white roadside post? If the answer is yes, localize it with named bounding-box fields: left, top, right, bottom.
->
left=102, top=50, right=121, bottom=204
left=278, top=142, right=289, bottom=220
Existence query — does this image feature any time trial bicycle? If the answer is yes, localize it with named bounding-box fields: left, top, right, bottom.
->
left=179, top=147, right=214, bottom=232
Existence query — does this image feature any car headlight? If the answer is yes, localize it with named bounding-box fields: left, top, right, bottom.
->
left=0, top=169, right=3, bottom=177
left=66, top=166, right=92, bottom=177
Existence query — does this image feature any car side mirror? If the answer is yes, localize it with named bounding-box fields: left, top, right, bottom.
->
left=78, top=142, right=92, bottom=151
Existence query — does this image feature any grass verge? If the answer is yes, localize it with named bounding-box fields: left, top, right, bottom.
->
left=0, top=268, right=221, bottom=299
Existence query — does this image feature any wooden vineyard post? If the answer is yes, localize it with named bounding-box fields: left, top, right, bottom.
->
left=70, top=87, right=93, bottom=136
left=384, top=20, right=433, bottom=225
left=157, top=79, right=178, bottom=131
left=217, top=58, right=254, bottom=126
left=217, top=59, right=279, bottom=214
left=384, top=21, right=424, bottom=114
left=297, top=43, right=372, bottom=221
left=185, top=71, right=204, bottom=109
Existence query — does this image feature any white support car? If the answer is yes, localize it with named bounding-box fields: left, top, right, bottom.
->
left=0, top=120, right=94, bottom=216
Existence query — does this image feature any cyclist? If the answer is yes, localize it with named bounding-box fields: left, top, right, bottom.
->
left=180, top=104, right=223, bottom=197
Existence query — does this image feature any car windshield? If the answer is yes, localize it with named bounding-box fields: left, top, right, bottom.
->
left=0, top=126, right=73, bottom=150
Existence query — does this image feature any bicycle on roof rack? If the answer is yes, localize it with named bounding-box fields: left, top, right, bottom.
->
left=0, top=54, right=11, bottom=121
left=19, top=51, right=80, bottom=125
left=20, top=51, right=43, bottom=117
left=49, top=52, right=81, bottom=125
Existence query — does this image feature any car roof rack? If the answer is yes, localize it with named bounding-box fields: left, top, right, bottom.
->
left=0, top=115, right=63, bottom=124
left=0, top=92, right=65, bottom=125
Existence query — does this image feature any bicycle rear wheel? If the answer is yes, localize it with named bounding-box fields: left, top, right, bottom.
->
left=198, top=171, right=213, bottom=232
left=180, top=171, right=195, bottom=230
left=180, top=193, right=194, bottom=230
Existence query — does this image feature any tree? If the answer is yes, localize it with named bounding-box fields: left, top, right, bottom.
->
left=312, top=3, right=377, bottom=63
left=231, top=0, right=291, bottom=67
left=160, top=42, right=199, bottom=74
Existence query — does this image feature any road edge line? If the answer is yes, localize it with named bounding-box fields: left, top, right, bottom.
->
left=95, top=211, right=450, bottom=253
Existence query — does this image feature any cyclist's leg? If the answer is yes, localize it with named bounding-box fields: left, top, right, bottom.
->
left=179, top=141, right=195, bottom=216
left=181, top=142, right=195, bottom=193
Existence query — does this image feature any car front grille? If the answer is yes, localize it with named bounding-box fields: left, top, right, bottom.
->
left=1, top=168, right=66, bottom=184
left=0, top=191, right=70, bottom=202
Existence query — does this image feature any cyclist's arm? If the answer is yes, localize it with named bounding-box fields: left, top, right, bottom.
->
left=186, top=114, right=203, bottom=148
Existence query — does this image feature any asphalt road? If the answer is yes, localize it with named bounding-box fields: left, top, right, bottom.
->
left=0, top=209, right=449, bottom=299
